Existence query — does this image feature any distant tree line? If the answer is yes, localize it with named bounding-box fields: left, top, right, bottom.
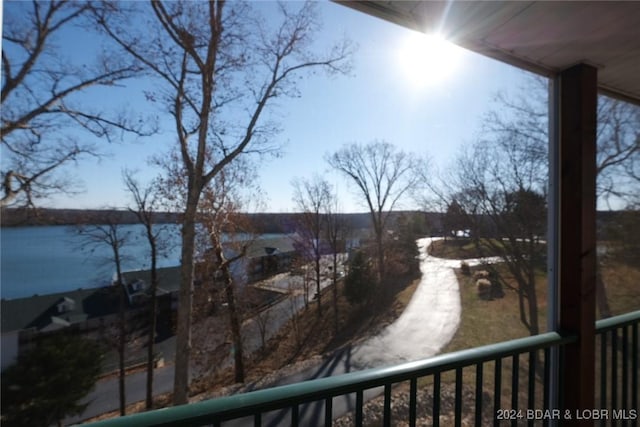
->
left=1, top=207, right=434, bottom=231
left=0, top=208, right=179, bottom=227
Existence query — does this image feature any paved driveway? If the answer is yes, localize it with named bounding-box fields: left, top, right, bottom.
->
left=228, top=237, right=499, bottom=426
left=68, top=238, right=496, bottom=425
left=352, top=237, right=496, bottom=369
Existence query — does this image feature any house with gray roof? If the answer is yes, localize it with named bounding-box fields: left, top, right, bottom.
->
left=1, top=286, right=120, bottom=370
left=0, top=236, right=302, bottom=371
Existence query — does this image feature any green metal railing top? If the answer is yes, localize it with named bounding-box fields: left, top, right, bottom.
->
left=82, top=333, right=582, bottom=426
left=81, top=310, right=639, bottom=427
left=596, top=310, right=640, bottom=332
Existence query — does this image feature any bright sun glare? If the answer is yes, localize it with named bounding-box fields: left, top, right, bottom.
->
left=397, top=31, right=463, bottom=89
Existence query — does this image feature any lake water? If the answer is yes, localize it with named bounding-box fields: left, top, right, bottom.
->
left=1, top=224, right=183, bottom=300
left=1, top=225, right=290, bottom=300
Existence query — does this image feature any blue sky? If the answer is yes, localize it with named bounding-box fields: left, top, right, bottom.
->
left=31, top=1, right=533, bottom=213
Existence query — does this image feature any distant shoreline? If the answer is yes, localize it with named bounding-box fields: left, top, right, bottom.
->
left=1, top=207, right=631, bottom=235
left=0, top=207, right=381, bottom=233
left=0, top=208, right=180, bottom=227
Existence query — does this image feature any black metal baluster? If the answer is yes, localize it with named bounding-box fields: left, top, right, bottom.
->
left=475, top=362, right=483, bottom=427
left=622, top=326, right=629, bottom=416
left=291, top=404, right=299, bottom=426
left=494, top=358, right=502, bottom=427
left=409, top=378, right=417, bottom=427
left=455, top=367, right=463, bottom=427
left=324, top=397, right=332, bottom=427
left=601, top=331, right=608, bottom=424
left=543, top=347, right=550, bottom=427
left=434, top=372, right=441, bottom=427
left=613, top=329, right=618, bottom=423
left=633, top=323, right=638, bottom=427
left=383, top=383, right=392, bottom=427
left=528, top=351, right=536, bottom=427
left=511, top=354, right=519, bottom=427
left=355, top=390, right=363, bottom=427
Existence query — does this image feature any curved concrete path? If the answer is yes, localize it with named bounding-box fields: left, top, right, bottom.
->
left=229, top=237, right=500, bottom=427
left=351, top=237, right=496, bottom=369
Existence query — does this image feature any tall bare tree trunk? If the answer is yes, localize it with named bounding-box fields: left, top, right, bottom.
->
left=526, top=241, right=540, bottom=336
left=76, top=221, right=130, bottom=415
left=214, top=242, right=244, bottom=383
left=527, top=278, right=540, bottom=336
left=146, top=242, right=158, bottom=409
left=123, top=169, right=162, bottom=410
left=115, top=261, right=126, bottom=416
left=225, top=282, right=244, bottom=383
left=332, top=251, right=339, bottom=335
left=375, top=221, right=385, bottom=281
left=315, top=253, right=322, bottom=316
left=324, top=187, right=344, bottom=336
left=174, top=195, right=199, bottom=404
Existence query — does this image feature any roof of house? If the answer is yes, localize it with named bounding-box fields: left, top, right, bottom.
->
left=340, top=1, right=640, bottom=105
left=212, top=235, right=299, bottom=260
left=121, top=266, right=182, bottom=294
left=1, top=236, right=305, bottom=334
left=244, top=236, right=297, bottom=259
left=1, top=287, right=120, bottom=333
left=40, top=316, right=72, bottom=332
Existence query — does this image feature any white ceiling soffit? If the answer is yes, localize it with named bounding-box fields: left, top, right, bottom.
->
left=339, top=1, right=640, bottom=105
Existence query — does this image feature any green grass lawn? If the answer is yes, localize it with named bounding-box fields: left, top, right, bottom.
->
left=424, top=239, right=639, bottom=416
left=445, top=265, right=548, bottom=352
left=429, top=237, right=518, bottom=260
left=432, top=238, right=639, bottom=321
left=429, top=238, right=489, bottom=259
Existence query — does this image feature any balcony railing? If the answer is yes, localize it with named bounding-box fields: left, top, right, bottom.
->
left=84, top=311, right=639, bottom=427
left=596, top=311, right=639, bottom=426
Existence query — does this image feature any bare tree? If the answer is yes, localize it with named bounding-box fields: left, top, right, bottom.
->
left=456, top=75, right=640, bottom=327
left=289, top=258, right=313, bottom=310
left=593, top=98, right=639, bottom=317
left=198, top=160, right=260, bottom=384
left=485, top=76, right=639, bottom=206
left=291, top=175, right=331, bottom=316
left=286, top=279, right=303, bottom=351
left=595, top=98, right=640, bottom=205
left=444, top=124, right=547, bottom=336
left=324, top=185, right=347, bottom=335
left=76, top=219, right=132, bottom=416
left=1, top=1, right=151, bottom=208
left=445, top=78, right=546, bottom=336
left=327, top=140, right=421, bottom=281
left=252, top=301, right=272, bottom=355
left=123, top=170, right=168, bottom=410
left=442, top=199, right=470, bottom=240
left=95, top=1, right=352, bottom=403
left=154, top=150, right=259, bottom=384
